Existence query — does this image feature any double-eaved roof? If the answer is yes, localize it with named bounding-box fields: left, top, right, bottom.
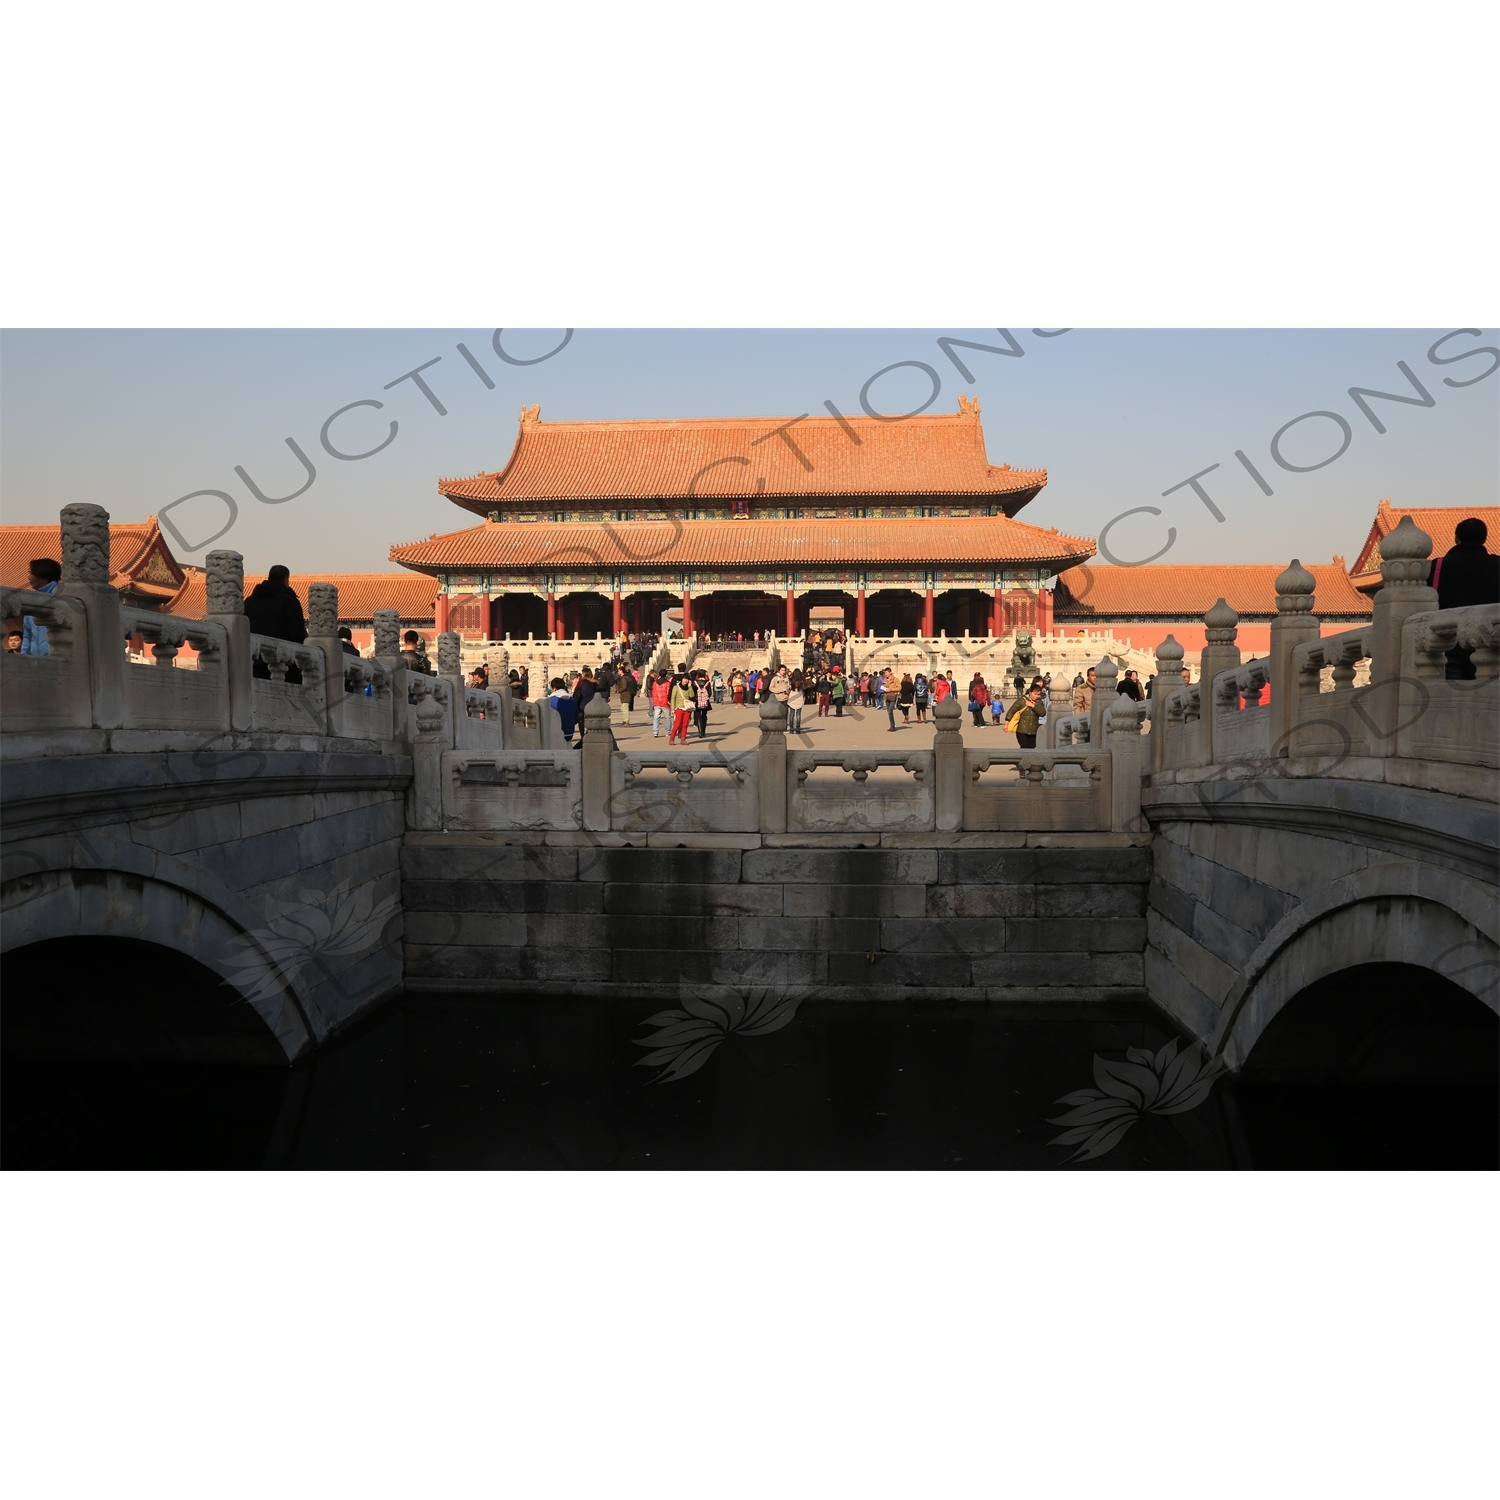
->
left=438, top=402, right=1048, bottom=517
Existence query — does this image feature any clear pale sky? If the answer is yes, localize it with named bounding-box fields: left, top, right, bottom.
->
left=2, top=328, right=1495, bottom=576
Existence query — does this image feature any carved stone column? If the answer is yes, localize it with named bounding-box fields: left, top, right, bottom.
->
left=757, top=696, right=788, bottom=834
left=1368, top=514, right=1436, bottom=751
left=435, top=630, right=466, bottom=743
left=56, top=502, right=125, bottom=728
left=1149, top=635, right=1185, bottom=774
left=932, top=694, right=963, bottom=832
left=1105, top=701, right=1145, bottom=834
left=1090, top=655, right=1118, bottom=748
left=581, top=695, right=615, bottom=832
left=305, top=581, right=344, bottom=722
left=202, top=547, right=252, bottom=732
left=1198, top=597, right=1242, bottom=766
left=1267, top=561, right=1319, bottom=757
left=405, top=677, right=453, bottom=830
left=373, top=609, right=401, bottom=663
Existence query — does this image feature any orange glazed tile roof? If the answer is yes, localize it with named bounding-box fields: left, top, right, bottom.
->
left=1349, top=499, right=1500, bottom=591
left=439, top=402, right=1047, bottom=517
left=390, top=515, right=1094, bottom=573
left=169, top=569, right=435, bottom=621
left=0, top=519, right=182, bottom=596
left=1053, top=562, right=1372, bottom=620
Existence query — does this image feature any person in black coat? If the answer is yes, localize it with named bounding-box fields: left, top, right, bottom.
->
left=1429, top=518, right=1500, bottom=679
left=245, top=565, right=306, bottom=681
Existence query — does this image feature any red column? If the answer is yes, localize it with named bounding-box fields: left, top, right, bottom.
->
left=612, top=591, right=623, bottom=636
left=435, top=591, right=450, bottom=635
left=923, top=588, right=934, bottom=637
left=546, top=592, right=557, bottom=639
left=786, top=590, right=796, bottom=638
left=1035, top=586, right=1052, bottom=638
left=682, top=589, right=693, bottom=640
left=991, top=587, right=1003, bottom=637
left=856, top=589, right=867, bottom=636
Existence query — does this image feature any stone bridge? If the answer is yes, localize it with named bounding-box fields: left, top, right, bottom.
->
left=2, top=504, right=1494, bottom=1078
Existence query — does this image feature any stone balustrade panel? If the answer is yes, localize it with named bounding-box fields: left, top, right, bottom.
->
left=442, top=751, right=583, bottom=831
left=120, top=607, right=230, bottom=732
left=0, top=587, right=92, bottom=731
left=1156, top=685, right=1205, bottom=769
left=1212, top=662, right=1271, bottom=763
left=611, top=750, right=760, bottom=834
left=964, top=750, right=1112, bottom=831
left=787, top=751, right=935, bottom=834
left=1289, top=626, right=1375, bottom=760
left=455, top=688, right=507, bottom=752
left=1053, top=713, right=1088, bottom=747
left=249, top=636, right=331, bottom=735
left=329, top=656, right=395, bottom=741
left=506, top=698, right=544, bottom=748
left=1398, top=603, right=1500, bottom=770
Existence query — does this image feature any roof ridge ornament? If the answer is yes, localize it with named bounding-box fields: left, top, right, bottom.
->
left=519, top=404, right=541, bottom=427
left=957, top=394, right=980, bottom=416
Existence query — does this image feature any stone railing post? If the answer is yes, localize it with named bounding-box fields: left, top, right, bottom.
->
left=932, top=694, right=963, bottom=831
left=405, top=678, right=453, bottom=830
left=203, top=549, right=253, bottom=731
left=581, top=695, right=615, bottom=831
left=758, top=697, right=788, bottom=834
left=1149, top=635, right=1185, bottom=774
left=1105, top=702, right=1145, bottom=833
left=1090, top=656, right=1117, bottom=748
left=55, top=502, right=124, bottom=728
left=372, top=607, right=406, bottom=734
left=1367, top=515, right=1436, bottom=752
left=373, top=609, right=402, bottom=665
left=305, top=581, right=343, bottom=722
left=1267, top=561, right=1319, bottom=757
left=436, top=629, right=465, bottom=725
left=1198, top=597, right=1241, bottom=765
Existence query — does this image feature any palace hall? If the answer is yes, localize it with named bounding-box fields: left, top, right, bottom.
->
left=389, top=398, right=1094, bottom=641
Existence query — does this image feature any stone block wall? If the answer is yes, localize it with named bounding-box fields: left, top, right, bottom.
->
left=402, top=834, right=1150, bottom=1001
left=1143, top=780, right=1499, bottom=1056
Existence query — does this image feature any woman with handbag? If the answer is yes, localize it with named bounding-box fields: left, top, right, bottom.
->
left=968, top=674, right=990, bottom=727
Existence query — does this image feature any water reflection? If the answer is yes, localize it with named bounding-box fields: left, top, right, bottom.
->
left=3, top=996, right=1230, bottom=1168
left=5, top=964, right=1495, bottom=1169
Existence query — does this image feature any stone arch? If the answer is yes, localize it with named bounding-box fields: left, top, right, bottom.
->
left=1212, top=860, right=1499, bottom=1071
left=1, top=838, right=315, bottom=1060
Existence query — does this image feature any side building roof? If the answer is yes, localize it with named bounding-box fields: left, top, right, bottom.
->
left=169, top=569, right=435, bottom=622
left=390, top=514, right=1095, bottom=575
left=1349, top=499, right=1500, bottom=593
left=438, top=399, right=1048, bottom=518
left=0, top=518, right=185, bottom=603
left=1053, top=561, right=1372, bottom=620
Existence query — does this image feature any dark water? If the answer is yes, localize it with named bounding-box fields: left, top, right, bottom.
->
left=4, top=948, right=1496, bottom=1169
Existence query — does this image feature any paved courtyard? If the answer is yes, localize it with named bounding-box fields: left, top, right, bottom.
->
left=603, top=696, right=1037, bottom=751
